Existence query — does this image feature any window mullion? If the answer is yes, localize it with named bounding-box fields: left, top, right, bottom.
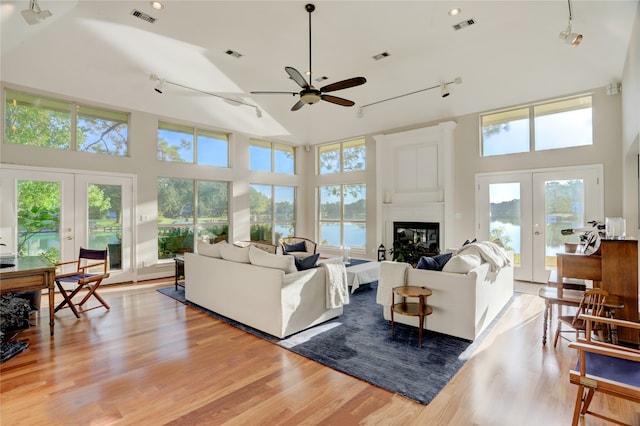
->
left=71, top=103, right=78, bottom=151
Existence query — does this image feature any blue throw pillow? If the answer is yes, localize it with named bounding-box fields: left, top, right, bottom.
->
left=284, top=241, right=306, bottom=253
left=295, top=253, right=320, bottom=271
left=416, top=253, right=452, bottom=271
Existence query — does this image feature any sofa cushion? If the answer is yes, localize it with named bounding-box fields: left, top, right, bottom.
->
left=220, top=244, right=250, bottom=263
left=295, top=253, right=320, bottom=271
left=197, top=240, right=226, bottom=258
left=248, top=245, right=296, bottom=273
left=417, top=253, right=452, bottom=271
left=283, top=241, right=306, bottom=253
left=442, top=253, right=481, bottom=273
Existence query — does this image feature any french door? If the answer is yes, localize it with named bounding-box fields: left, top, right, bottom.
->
left=476, top=165, right=603, bottom=283
left=0, top=166, right=134, bottom=283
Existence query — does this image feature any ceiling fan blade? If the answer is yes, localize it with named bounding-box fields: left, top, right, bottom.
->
left=320, top=77, right=367, bottom=93
left=291, top=99, right=305, bottom=111
left=286, top=67, right=310, bottom=89
left=251, top=91, right=298, bottom=96
left=321, top=94, right=355, bottom=107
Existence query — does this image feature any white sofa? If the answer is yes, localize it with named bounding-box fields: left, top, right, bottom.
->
left=184, top=242, right=347, bottom=339
left=377, top=246, right=514, bottom=341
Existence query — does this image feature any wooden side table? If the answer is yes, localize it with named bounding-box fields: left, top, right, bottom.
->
left=391, top=286, right=433, bottom=347
left=174, top=256, right=185, bottom=291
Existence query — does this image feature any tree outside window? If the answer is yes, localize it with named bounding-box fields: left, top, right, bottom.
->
left=250, top=184, right=295, bottom=244
left=318, top=184, right=366, bottom=248
left=318, top=138, right=365, bottom=174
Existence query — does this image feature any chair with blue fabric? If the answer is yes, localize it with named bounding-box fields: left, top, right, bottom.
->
left=54, top=247, right=110, bottom=318
left=280, top=237, right=317, bottom=258
left=568, top=314, right=640, bottom=425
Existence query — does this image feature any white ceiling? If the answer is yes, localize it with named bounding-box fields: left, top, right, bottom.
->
left=1, top=0, right=638, bottom=146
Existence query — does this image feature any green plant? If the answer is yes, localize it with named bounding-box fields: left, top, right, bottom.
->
left=17, top=206, right=60, bottom=257
left=158, top=227, right=194, bottom=259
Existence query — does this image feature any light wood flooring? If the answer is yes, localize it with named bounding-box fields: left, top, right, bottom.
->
left=1, top=280, right=638, bottom=425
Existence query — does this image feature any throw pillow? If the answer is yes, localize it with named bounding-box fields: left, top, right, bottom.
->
left=416, top=252, right=452, bottom=271
left=295, top=253, right=320, bottom=271
left=283, top=241, right=307, bottom=253
left=197, top=240, right=226, bottom=258
left=219, top=244, right=250, bottom=263
left=248, top=245, right=296, bottom=273
left=442, top=253, right=482, bottom=273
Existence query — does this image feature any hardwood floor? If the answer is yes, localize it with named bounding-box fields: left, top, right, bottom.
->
left=1, top=280, right=638, bottom=425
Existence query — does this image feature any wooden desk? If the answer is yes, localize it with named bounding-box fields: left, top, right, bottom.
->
left=0, top=256, right=55, bottom=336
left=538, top=287, right=623, bottom=345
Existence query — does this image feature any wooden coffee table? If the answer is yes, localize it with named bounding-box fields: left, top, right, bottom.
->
left=391, top=286, right=433, bottom=347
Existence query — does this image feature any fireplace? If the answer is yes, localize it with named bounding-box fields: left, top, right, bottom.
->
left=392, top=221, right=440, bottom=262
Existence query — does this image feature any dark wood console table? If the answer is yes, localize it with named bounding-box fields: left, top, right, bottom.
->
left=0, top=256, right=56, bottom=336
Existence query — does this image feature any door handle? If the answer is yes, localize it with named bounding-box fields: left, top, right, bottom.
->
left=534, top=231, right=541, bottom=235
left=66, top=236, right=73, bottom=240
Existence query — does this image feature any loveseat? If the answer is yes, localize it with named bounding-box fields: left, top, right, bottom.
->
left=185, top=241, right=347, bottom=339
left=377, top=241, right=514, bottom=341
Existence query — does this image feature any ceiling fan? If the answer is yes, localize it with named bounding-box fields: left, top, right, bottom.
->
left=251, top=3, right=366, bottom=111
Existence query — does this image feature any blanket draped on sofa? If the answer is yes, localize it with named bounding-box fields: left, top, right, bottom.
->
left=376, top=261, right=412, bottom=306
left=456, top=241, right=511, bottom=272
left=321, top=262, right=349, bottom=309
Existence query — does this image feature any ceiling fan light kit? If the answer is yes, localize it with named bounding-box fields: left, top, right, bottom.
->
left=559, top=0, right=583, bottom=47
left=251, top=3, right=367, bottom=111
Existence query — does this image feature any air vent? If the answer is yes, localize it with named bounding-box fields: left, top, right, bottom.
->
left=372, top=52, right=390, bottom=61
left=225, top=49, right=243, bottom=59
left=452, top=18, right=476, bottom=31
left=315, top=76, right=328, bottom=83
left=130, top=9, right=156, bottom=24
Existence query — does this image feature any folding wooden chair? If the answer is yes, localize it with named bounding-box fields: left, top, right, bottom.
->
left=554, top=288, right=608, bottom=347
left=54, top=247, right=110, bottom=318
left=569, top=314, right=640, bottom=426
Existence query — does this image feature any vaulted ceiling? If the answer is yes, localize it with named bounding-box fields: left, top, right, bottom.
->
left=1, top=1, right=638, bottom=145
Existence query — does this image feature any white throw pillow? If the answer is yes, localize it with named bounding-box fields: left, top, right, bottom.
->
left=442, top=253, right=482, bottom=273
left=197, top=240, right=226, bottom=258
left=219, top=243, right=250, bottom=263
left=248, top=245, right=296, bottom=273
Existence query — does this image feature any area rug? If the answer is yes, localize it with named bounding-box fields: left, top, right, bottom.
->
left=1, top=340, right=29, bottom=363
left=157, top=283, right=506, bottom=405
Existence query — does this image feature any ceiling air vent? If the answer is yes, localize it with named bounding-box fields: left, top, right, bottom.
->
left=130, top=9, right=156, bottom=24
left=452, top=18, right=476, bottom=31
left=315, top=76, right=329, bottom=83
left=372, top=52, right=390, bottom=61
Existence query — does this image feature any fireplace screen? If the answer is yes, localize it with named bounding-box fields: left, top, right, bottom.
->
left=392, top=221, right=440, bottom=262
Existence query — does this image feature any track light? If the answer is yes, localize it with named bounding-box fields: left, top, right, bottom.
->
left=21, top=0, right=52, bottom=25
left=559, top=0, right=583, bottom=47
left=440, top=81, right=450, bottom=98
left=357, top=76, right=462, bottom=117
left=149, top=73, right=262, bottom=118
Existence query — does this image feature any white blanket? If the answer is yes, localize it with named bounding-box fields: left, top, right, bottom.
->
left=376, top=261, right=412, bottom=306
left=321, top=262, right=349, bottom=309
left=455, top=241, right=511, bottom=272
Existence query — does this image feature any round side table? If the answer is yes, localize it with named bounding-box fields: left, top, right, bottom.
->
left=391, top=286, right=433, bottom=347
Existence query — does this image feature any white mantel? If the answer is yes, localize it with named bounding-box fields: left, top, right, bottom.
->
left=374, top=121, right=457, bottom=251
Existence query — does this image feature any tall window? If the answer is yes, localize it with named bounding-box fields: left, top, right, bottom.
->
left=249, top=184, right=295, bottom=244
left=481, top=95, right=592, bottom=157
left=318, top=138, right=365, bottom=174
left=157, top=121, right=229, bottom=166
left=5, top=89, right=129, bottom=156
left=157, top=178, right=229, bottom=259
left=249, top=139, right=295, bottom=174
left=318, top=184, right=366, bottom=248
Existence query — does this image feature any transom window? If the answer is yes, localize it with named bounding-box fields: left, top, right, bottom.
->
left=249, top=184, right=296, bottom=244
left=318, top=184, right=366, bottom=248
left=318, top=138, right=366, bottom=174
left=249, top=139, right=295, bottom=174
left=5, top=89, right=129, bottom=156
left=481, top=95, right=592, bottom=157
left=157, top=178, right=229, bottom=259
left=157, top=121, right=229, bottom=167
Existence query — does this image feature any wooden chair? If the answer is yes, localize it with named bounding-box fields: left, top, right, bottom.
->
left=280, top=237, right=317, bottom=258
left=568, top=314, right=640, bottom=426
left=54, top=247, right=110, bottom=318
left=554, top=288, right=608, bottom=348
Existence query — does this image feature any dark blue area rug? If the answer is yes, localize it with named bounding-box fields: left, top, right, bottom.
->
left=158, top=283, right=505, bottom=405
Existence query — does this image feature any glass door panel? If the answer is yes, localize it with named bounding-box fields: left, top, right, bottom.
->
left=489, top=182, right=522, bottom=268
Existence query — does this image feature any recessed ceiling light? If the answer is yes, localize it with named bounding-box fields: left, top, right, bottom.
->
left=150, top=1, right=164, bottom=10
left=448, top=8, right=461, bottom=16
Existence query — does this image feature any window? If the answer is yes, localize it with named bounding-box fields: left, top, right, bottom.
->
left=249, top=139, right=295, bottom=174
left=157, top=121, right=229, bottom=166
left=318, top=184, right=366, bottom=248
left=249, top=184, right=295, bottom=244
left=157, top=178, right=229, bottom=259
left=5, top=89, right=129, bottom=156
left=318, top=138, right=365, bottom=174
left=481, top=95, right=592, bottom=157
